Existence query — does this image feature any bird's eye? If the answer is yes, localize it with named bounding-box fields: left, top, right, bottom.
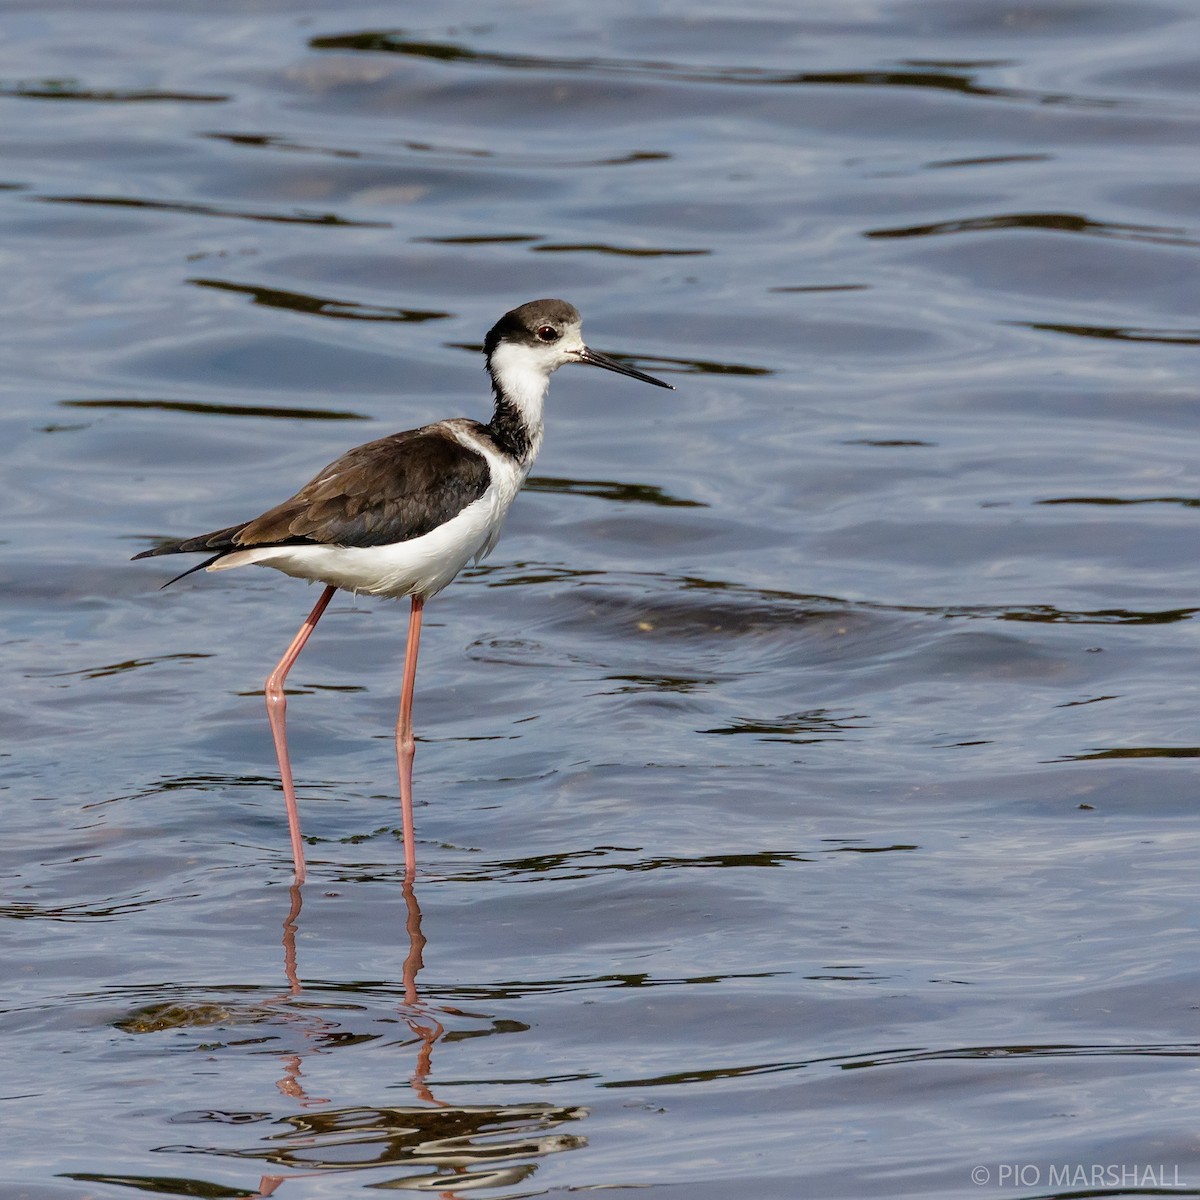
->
left=536, top=325, right=559, bottom=342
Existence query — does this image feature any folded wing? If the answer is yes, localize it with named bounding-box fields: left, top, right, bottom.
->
left=133, top=424, right=493, bottom=577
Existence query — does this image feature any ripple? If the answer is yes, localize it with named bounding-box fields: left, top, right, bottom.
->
left=532, top=241, right=710, bottom=258
left=1, top=80, right=226, bottom=103
left=35, top=193, right=388, bottom=228
left=701, top=708, right=871, bottom=742
left=867, top=211, right=1197, bottom=247
left=1055, top=745, right=1200, bottom=762
left=304, top=32, right=1148, bottom=111
left=150, top=1102, right=586, bottom=1187
left=189, top=278, right=451, bottom=323
left=1017, top=320, right=1200, bottom=344
left=62, top=398, right=369, bottom=421
left=1036, top=494, right=1200, bottom=507
left=525, top=475, right=706, bottom=508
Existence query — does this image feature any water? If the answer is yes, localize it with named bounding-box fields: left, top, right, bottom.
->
left=4, top=0, right=1200, bottom=1196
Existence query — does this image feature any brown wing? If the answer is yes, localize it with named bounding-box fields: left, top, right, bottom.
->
left=133, top=423, right=492, bottom=562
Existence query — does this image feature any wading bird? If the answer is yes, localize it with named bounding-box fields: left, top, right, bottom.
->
left=134, top=299, right=673, bottom=882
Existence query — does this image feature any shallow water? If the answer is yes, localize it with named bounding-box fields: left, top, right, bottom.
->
left=4, top=0, right=1200, bottom=1196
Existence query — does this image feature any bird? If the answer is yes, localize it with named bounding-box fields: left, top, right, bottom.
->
left=133, top=298, right=673, bottom=883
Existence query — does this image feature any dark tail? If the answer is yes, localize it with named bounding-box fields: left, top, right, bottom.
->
left=132, top=522, right=249, bottom=588
left=157, top=555, right=224, bottom=589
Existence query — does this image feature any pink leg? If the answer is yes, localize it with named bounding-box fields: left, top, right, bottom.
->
left=396, top=595, right=424, bottom=874
left=265, top=584, right=336, bottom=884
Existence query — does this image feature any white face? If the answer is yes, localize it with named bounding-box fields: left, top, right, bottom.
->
left=531, top=319, right=586, bottom=373
left=491, top=320, right=586, bottom=389
left=557, top=323, right=587, bottom=367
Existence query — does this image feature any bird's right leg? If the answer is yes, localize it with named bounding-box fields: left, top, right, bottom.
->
left=265, top=584, right=336, bottom=884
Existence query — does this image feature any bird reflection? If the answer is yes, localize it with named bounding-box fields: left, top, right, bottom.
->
left=271, top=869, right=445, bottom=1110
left=254, top=868, right=448, bottom=1197
left=241, top=871, right=585, bottom=1197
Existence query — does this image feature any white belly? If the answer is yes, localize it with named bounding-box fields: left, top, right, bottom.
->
left=209, top=485, right=509, bottom=599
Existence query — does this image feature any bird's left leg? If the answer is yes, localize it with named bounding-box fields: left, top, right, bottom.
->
left=396, top=594, right=425, bottom=874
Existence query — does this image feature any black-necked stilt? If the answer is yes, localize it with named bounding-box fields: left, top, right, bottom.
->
left=133, top=298, right=673, bottom=882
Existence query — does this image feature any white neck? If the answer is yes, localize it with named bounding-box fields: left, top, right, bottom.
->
left=489, top=342, right=552, bottom=423
left=487, top=341, right=552, bottom=465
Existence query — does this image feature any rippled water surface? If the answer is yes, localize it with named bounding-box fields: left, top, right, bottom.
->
left=5, top=1, right=1200, bottom=1196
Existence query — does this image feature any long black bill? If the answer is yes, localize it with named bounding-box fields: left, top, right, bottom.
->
left=578, top=346, right=674, bottom=390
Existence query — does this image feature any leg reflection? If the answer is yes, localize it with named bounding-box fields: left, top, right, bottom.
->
left=273, top=868, right=448, bottom=1109
left=402, top=868, right=447, bottom=1106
